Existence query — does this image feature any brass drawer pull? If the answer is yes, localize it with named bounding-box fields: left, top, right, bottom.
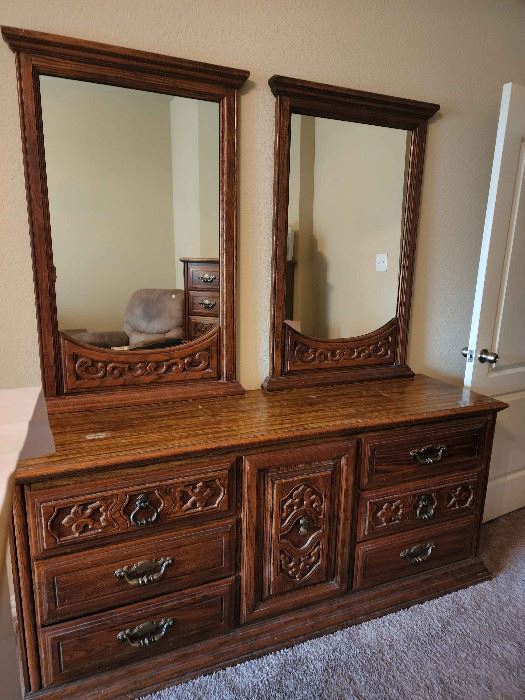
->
left=198, top=298, right=217, bottom=309
left=114, top=557, right=173, bottom=586
left=129, top=494, right=160, bottom=527
left=400, top=542, right=435, bottom=565
left=198, top=273, right=216, bottom=283
left=415, top=494, right=436, bottom=521
left=409, top=444, right=447, bottom=465
left=117, top=618, right=174, bottom=648
left=298, top=516, right=313, bottom=535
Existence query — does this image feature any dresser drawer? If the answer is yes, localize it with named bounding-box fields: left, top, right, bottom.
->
left=188, top=290, right=220, bottom=317
left=38, top=578, right=235, bottom=686
left=188, top=263, right=220, bottom=290
left=27, top=459, right=235, bottom=556
left=353, top=517, right=477, bottom=590
left=189, top=316, right=219, bottom=339
left=34, top=520, right=235, bottom=625
left=360, top=418, right=488, bottom=490
left=357, top=472, right=481, bottom=541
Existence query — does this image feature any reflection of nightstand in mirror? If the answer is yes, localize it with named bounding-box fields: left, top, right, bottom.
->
left=180, top=258, right=220, bottom=339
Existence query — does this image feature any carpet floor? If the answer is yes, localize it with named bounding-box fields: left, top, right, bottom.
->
left=143, top=507, right=525, bottom=700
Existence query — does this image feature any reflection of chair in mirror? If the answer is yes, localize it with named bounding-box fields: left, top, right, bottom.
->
left=68, top=288, right=185, bottom=349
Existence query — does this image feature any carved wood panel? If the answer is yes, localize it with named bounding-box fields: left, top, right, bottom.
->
left=61, top=330, right=219, bottom=393
left=357, top=473, right=480, bottom=540
left=241, top=441, right=355, bottom=623
left=27, top=461, right=234, bottom=555
left=284, top=318, right=397, bottom=372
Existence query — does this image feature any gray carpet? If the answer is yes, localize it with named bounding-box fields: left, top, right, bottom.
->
left=143, top=508, right=525, bottom=700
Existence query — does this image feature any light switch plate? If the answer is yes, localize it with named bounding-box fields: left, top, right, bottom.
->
left=376, top=253, right=388, bottom=272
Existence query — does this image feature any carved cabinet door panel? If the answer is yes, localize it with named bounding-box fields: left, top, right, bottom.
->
left=241, top=440, right=356, bottom=623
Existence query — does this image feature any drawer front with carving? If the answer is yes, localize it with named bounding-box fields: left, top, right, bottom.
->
left=189, top=316, right=219, bottom=339
left=188, top=291, right=220, bottom=317
left=241, top=440, right=355, bottom=623
left=38, top=578, right=235, bottom=687
left=27, top=459, right=235, bottom=556
left=353, top=517, right=477, bottom=590
left=360, top=417, right=488, bottom=490
left=357, top=472, right=481, bottom=541
left=34, top=521, right=235, bottom=625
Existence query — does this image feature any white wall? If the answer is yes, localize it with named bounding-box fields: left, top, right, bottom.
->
left=1, top=1, right=525, bottom=389
left=41, top=77, right=177, bottom=332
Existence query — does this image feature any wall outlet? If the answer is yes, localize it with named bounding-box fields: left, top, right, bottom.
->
left=376, top=253, right=388, bottom=272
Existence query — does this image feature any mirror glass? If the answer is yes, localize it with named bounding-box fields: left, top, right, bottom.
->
left=40, top=75, right=220, bottom=350
left=286, top=114, right=409, bottom=339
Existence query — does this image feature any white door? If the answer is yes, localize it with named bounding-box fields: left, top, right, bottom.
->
left=464, top=83, right=525, bottom=521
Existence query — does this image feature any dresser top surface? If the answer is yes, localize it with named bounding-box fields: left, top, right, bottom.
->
left=17, top=374, right=506, bottom=481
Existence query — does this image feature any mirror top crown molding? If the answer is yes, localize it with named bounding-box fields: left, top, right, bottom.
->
left=268, top=75, right=439, bottom=128
left=3, top=26, right=249, bottom=412
left=2, top=26, right=250, bottom=89
left=264, top=74, right=440, bottom=393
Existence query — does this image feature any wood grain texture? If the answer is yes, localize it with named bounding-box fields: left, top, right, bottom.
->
left=241, top=441, right=355, bottom=623
left=353, top=515, right=477, bottom=590
left=22, top=558, right=491, bottom=700
left=264, top=75, right=439, bottom=391
left=16, top=375, right=506, bottom=482
left=33, top=520, right=235, bottom=625
left=38, top=577, right=235, bottom=686
left=356, top=471, right=481, bottom=540
left=1, top=26, right=248, bottom=409
left=26, top=458, right=236, bottom=555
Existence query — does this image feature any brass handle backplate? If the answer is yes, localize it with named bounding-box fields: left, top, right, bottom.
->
left=415, top=494, right=436, bottom=521
left=298, top=516, right=313, bottom=535
left=117, top=618, right=174, bottom=648
left=198, top=273, right=216, bottom=283
left=400, top=542, right=435, bottom=565
left=410, top=444, right=447, bottom=465
left=129, top=494, right=160, bottom=527
left=198, top=299, right=217, bottom=309
left=114, top=557, right=173, bottom=586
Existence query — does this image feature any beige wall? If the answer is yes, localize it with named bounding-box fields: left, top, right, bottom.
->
left=289, top=116, right=406, bottom=338
left=1, top=1, right=525, bottom=389
left=41, top=77, right=176, bottom=332
left=170, top=96, right=219, bottom=288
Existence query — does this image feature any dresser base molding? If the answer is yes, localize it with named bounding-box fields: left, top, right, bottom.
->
left=21, top=558, right=490, bottom=700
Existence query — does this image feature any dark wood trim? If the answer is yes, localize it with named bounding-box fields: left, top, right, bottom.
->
left=22, top=557, right=490, bottom=700
left=1, top=26, right=249, bottom=409
left=11, top=484, right=41, bottom=692
left=264, top=75, right=439, bottom=391
left=2, top=27, right=249, bottom=89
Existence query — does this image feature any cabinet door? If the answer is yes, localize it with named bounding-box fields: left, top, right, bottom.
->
left=241, top=441, right=355, bottom=623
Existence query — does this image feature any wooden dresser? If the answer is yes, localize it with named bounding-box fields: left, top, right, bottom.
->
left=180, top=258, right=220, bottom=340
left=11, top=375, right=506, bottom=699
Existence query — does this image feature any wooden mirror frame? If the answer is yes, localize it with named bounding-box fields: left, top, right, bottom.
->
left=263, top=75, right=439, bottom=392
left=2, top=27, right=249, bottom=411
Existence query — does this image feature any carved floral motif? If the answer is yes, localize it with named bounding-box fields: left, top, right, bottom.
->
left=292, top=338, right=393, bottom=365
left=47, top=497, right=118, bottom=543
left=280, top=544, right=321, bottom=581
left=280, top=483, right=324, bottom=522
left=74, top=352, right=211, bottom=381
left=446, top=484, right=474, bottom=510
left=278, top=482, right=325, bottom=582
left=170, top=478, right=226, bottom=513
left=372, top=498, right=408, bottom=526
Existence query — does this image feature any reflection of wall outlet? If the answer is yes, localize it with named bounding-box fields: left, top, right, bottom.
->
left=376, top=253, right=388, bottom=272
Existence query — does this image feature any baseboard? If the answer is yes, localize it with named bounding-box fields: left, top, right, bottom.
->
left=483, top=466, right=525, bottom=521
